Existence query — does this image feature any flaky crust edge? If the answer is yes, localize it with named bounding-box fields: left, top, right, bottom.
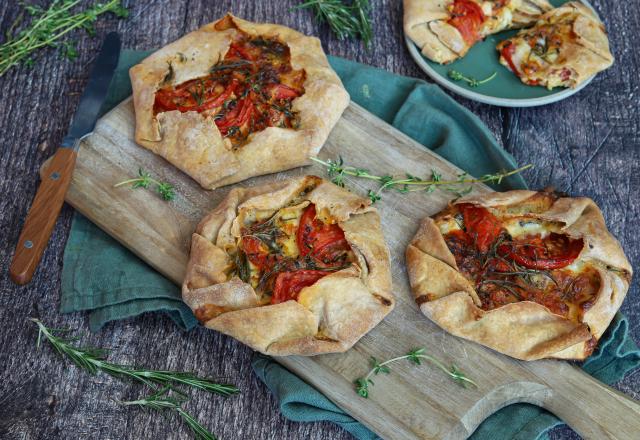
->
left=182, top=176, right=395, bottom=356
left=130, top=14, right=350, bottom=190
left=406, top=190, right=632, bottom=361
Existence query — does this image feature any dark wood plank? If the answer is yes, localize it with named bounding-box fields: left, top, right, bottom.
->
left=0, top=1, right=637, bottom=439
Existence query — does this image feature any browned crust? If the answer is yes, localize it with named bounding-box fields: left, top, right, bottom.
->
left=403, top=0, right=552, bottom=64
left=182, top=176, right=394, bottom=356
left=130, top=14, right=350, bottom=190
left=406, top=190, right=632, bottom=361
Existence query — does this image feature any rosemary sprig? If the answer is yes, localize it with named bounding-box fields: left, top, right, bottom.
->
left=0, top=0, right=128, bottom=77
left=311, top=156, right=532, bottom=203
left=294, top=0, right=373, bottom=47
left=114, top=168, right=176, bottom=201
left=32, top=318, right=238, bottom=396
left=448, top=70, right=497, bottom=88
left=354, top=348, right=477, bottom=398
left=118, top=388, right=216, bottom=440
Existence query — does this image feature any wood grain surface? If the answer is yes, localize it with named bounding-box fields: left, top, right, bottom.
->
left=0, top=1, right=638, bottom=440
left=50, top=93, right=640, bottom=439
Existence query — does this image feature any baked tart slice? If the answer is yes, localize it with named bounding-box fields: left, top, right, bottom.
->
left=406, top=190, right=631, bottom=360
left=182, top=176, right=394, bottom=356
left=404, top=0, right=553, bottom=64
left=497, top=2, right=614, bottom=88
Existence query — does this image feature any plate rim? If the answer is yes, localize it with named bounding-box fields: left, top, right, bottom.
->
left=404, top=0, right=597, bottom=107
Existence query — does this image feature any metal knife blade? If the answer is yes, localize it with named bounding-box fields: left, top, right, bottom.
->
left=61, top=32, right=121, bottom=149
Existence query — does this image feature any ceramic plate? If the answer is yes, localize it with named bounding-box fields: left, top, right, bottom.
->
left=405, top=0, right=600, bottom=107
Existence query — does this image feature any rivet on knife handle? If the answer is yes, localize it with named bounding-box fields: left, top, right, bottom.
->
left=9, top=148, right=77, bottom=285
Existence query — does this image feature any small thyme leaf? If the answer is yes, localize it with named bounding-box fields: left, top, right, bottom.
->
left=448, top=70, right=497, bottom=88
left=311, top=156, right=532, bottom=203
left=353, top=347, right=477, bottom=398
left=114, top=168, right=176, bottom=201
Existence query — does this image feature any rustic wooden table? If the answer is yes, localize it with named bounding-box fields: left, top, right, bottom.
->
left=0, top=1, right=638, bottom=439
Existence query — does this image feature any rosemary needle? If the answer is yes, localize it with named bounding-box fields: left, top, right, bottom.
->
left=294, top=0, right=373, bottom=47
left=118, top=388, right=217, bottom=440
left=32, top=318, right=239, bottom=396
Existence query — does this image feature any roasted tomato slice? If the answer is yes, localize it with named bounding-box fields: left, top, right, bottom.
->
left=271, top=270, right=329, bottom=304
left=448, top=0, right=485, bottom=45
left=241, top=236, right=272, bottom=270
left=458, top=203, right=503, bottom=253
left=216, top=97, right=254, bottom=134
left=296, top=204, right=350, bottom=264
left=500, top=42, right=520, bottom=77
left=154, top=79, right=239, bottom=113
left=498, top=233, right=584, bottom=270
left=271, top=83, right=300, bottom=100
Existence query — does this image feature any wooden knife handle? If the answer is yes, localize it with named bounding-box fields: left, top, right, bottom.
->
left=539, top=363, right=640, bottom=439
left=9, top=148, right=77, bottom=285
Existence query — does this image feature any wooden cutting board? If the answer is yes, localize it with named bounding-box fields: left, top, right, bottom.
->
left=47, top=98, right=640, bottom=439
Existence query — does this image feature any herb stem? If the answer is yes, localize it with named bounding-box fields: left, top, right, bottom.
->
left=311, top=156, right=532, bottom=203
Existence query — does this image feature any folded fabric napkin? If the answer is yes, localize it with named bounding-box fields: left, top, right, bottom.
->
left=61, top=50, right=640, bottom=440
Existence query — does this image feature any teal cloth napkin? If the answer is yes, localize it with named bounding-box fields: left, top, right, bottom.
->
left=61, top=50, right=639, bottom=440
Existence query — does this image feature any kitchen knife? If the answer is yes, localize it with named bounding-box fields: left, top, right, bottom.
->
left=9, top=32, right=121, bottom=285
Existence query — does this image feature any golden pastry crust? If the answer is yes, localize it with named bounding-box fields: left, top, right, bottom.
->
left=130, top=14, right=349, bottom=190
left=497, top=2, right=614, bottom=88
left=406, top=190, right=632, bottom=361
left=404, top=0, right=552, bottom=64
left=182, top=176, right=394, bottom=356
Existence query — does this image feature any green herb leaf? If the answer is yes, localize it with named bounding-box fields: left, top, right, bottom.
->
left=114, top=168, right=176, bottom=201
left=311, top=156, right=532, bottom=203
left=447, top=70, right=497, bottom=88
left=0, top=0, right=129, bottom=77
left=293, top=0, right=373, bottom=47
left=353, top=347, right=477, bottom=398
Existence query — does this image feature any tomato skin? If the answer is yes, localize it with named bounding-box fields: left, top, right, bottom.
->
left=459, top=203, right=503, bottom=253
left=215, top=97, right=254, bottom=134
left=296, top=204, right=350, bottom=264
left=498, top=233, right=583, bottom=270
left=448, top=0, right=485, bottom=45
left=271, top=83, right=300, bottom=100
left=500, top=42, right=520, bottom=77
left=241, top=236, right=270, bottom=270
left=271, top=270, right=330, bottom=304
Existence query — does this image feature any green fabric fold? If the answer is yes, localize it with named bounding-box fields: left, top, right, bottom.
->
left=61, top=50, right=639, bottom=439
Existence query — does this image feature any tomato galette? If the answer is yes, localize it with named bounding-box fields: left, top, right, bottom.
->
left=406, top=190, right=631, bottom=360
left=497, top=2, right=614, bottom=89
left=404, top=0, right=552, bottom=64
left=130, top=14, right=349, bottom=190
left=182, top=176, right=394, bottom=356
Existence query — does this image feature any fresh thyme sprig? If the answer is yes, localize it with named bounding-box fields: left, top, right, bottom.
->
left=354, top=348, right=477, bottom=398
left=0, top=0, right=128, bottom=77
left=117, top=387, right=216, bottom=440
left=294, top=0, right=373, bottom=47
left=114, top=168, right=176, bottom=201
left=32, top=319, right=238, bottom=396
left=311, top=156, right=532, bottom=203
left=448, top=70, right=497, bottom=87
